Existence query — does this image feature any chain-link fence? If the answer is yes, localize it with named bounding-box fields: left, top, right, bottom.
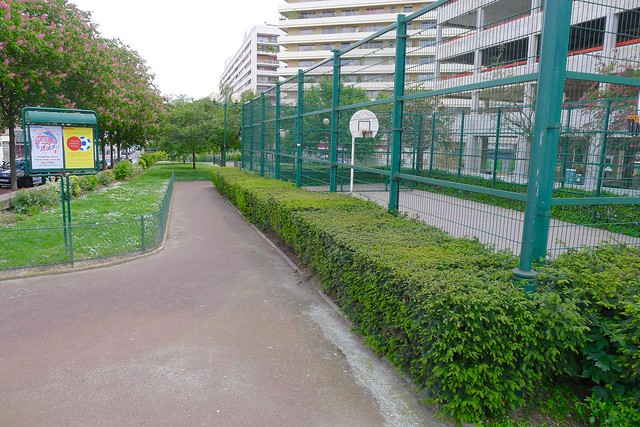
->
left=0, top=173, right=175, bottom=276
left=242, top=0, right=640, bottom=281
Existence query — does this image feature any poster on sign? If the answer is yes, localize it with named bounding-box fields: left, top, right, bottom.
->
left=29, top=125, right=64, bottom=170
left=63, top=127, right=95, bottom=170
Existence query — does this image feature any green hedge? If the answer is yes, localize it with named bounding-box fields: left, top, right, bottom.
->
left=211, top=168, right=591, bottom=423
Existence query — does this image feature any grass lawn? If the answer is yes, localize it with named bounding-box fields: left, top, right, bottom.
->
left=0, top=163, right=213, bottom=270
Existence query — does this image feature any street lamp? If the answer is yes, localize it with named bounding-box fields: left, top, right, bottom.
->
left=209, top=91, right=241, bottom=166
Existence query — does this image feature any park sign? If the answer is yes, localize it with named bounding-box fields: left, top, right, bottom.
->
left=22, top=107, right=99, bottom=175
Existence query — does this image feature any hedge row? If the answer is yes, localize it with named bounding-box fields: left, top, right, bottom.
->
left=211, top=168, right=596, bottom=423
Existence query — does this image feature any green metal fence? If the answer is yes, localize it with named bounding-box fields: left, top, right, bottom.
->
left=0, top=173, right=175, bottom=276
left=242, top=0, right=640, bottom=283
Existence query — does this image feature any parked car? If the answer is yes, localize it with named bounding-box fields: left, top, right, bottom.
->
left=0, top=158, right=44, bottom=188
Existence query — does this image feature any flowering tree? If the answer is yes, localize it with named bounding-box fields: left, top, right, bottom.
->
left=0, top=0, right=165, bottom=187
left=88, top=38, right=164, bottom=167
left=0, top=0, right=99, bottom=188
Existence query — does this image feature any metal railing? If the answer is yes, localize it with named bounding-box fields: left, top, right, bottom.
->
left=0, top=172, right=175, bottom=276
left=242, top=0, right=640, bottom=283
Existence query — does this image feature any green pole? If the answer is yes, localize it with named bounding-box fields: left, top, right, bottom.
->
left=222, top=102, right=228, bottom=167
left=275, top=83, right=281, bottom=179
left=389, top=14, right=408, bottom=212
left=65, top=175, right=73, bottom=266
left=514, top=0, right=573, bottom=291
left=560, top=106, right=573, bottom=187
left=260, top=93, right=266, bottom=176
left=296, top=69, right=304, bottom=187
left=492, top=108, right=502, bottom=185
left=330, top=49, right=341, bottom=192
left=595, top=100, right=612, bottom=197
left=249, top=99, right=254, bottom=172
left=457, top=110, right=466, bottom=176
left=429, top=111, right=437, bottom=171
left=60, top=175, right=68, bottom=252
left=241, top=103, right=246, bottom=170
left=140, top=215, right=146, bottom=251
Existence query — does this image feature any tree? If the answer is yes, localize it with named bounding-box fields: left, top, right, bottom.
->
left=159, top=97, right=219, bottom=169
left=0, top=0, right=98, bottom=189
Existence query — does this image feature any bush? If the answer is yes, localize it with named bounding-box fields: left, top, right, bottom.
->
left=210, top=168, right=589, bottom=423
left=138, top=158, right=147, bottom=169
left=67, top=175, right=82, bottom=197
left=10, top=184, right=60, bottom=215
left=78, top=175, right=99, bottom=192
left=113, top=160, right=134, bottom=180
left=96, top=169, right=114, bottom=186
left=140, top=151, right=167, bottom=168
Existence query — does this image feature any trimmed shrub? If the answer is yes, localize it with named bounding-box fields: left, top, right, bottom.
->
left=211, top=168, right=588, bottom=423
left=96, top=169, right=115, bottom=186
left=68, top=175, right=81, bottom=197
left=113, top=160, right=134, bottom=180
left=78, top=175, right=98, bottom=192
left=10, top=183, right=60, bottom=215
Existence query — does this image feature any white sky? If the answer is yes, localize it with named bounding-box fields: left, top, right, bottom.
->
left=71, top=0, right=283, bottom=100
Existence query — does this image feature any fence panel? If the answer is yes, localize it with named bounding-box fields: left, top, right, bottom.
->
left=241, top=0, right=640, bottom=277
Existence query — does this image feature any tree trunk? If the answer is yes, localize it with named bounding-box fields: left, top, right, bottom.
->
left=100, top=130, right=107, bottom=170
left=8, top=124, right=17, bottom=191
left=192, top=149, right=196, bottom=169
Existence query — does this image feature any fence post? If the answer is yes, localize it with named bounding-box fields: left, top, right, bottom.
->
left=429, top=111, right=437, bottom=171
left=249, top=99, right=254, bottom=172
left=241, top=103, right=246, bottom=170
left=330, top=49, right=341, bottom=192
left=492, top=108, right=502, bottom=185
left=457, top=110, right=466, bottom=176
left=141, top=215, right=146, bottom=251
left=296, top=69, right=304, bottom=187
left=275, top=83, right=281, bottom=179
left=514, top=0, right=573, bottom=291
left=260, top=92, right=266, bottom=176
left=596, top=100, right=612, bottom=196
left=389, top=14, right=408, bottom=212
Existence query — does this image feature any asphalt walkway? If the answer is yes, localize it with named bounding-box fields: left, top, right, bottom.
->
left=0, top=180, right=447, bottom=426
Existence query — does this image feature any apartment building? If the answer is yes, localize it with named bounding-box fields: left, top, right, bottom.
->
left=436, top=0, right=640, bottom=185
left=219, top=25, right=285, bottom=96
left=277, top=0, right=437, bottom=99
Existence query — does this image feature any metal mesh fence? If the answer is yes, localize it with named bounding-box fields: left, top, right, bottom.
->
left=241, top=0, right=640, bottom=272
left=0, top=173, right=175, bottom=276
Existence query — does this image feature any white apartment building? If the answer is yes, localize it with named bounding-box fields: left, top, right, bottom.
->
left=277, top=0, right=438, bottom=99
left=219, top=25, right=285, bottom=96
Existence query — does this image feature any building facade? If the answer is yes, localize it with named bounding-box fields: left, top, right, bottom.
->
left=219, top=25, right=284, bottom=96
left=277, top=0, right=438, bottom=99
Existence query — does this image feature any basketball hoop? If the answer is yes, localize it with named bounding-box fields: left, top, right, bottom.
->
left=361, top=130, right=373, bottom=138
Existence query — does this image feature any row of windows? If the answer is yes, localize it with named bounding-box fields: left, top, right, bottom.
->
left=296, top=5, right=414, bottom=20
left=296, top=20, right=435, bottom=37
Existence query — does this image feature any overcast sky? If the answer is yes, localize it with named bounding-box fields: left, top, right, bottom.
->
left=71, top=0, right=283, bottom=100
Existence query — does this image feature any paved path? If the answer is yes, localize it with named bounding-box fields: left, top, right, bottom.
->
left=0, top=181, right=447, bottom=426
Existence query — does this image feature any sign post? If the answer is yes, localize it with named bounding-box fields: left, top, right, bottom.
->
left=348, top=110, right=379, bottom=193
left=22, top=107, right=99, bottom=264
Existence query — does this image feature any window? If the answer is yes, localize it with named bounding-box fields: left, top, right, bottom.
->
left=321, top=43, right=337, bottom=51
left=365, top=24, right=384, bottom=32
left=365, top=7, right=384, bottom=15
left=299, top=12, right=317, bottom=19
left=421, top=22, right=437, bottom=30
left=321, top=11, right=336, bottom=18
left=419, top=39, right=437, bottom=47
left=342, top=26, right=359, bottom=33
left=343, top=9, right=357, bottom=16
left=568, top=17, right=606, bottom=53
left=299, top=60, right=315, bottom=67
left=617, top=8, right=640, bottom=44
left=323, top=27, right=337, bottom=34
left=299, top=44, right=314, bottom=51
left=364, top=41, right=383, bottom=49
left=300, top=28, right=315, bottom=35
left=404, top=6, right=413, bottom=13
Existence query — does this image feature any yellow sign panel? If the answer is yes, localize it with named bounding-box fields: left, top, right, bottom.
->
left=63, top=127, right=95, bottom=169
